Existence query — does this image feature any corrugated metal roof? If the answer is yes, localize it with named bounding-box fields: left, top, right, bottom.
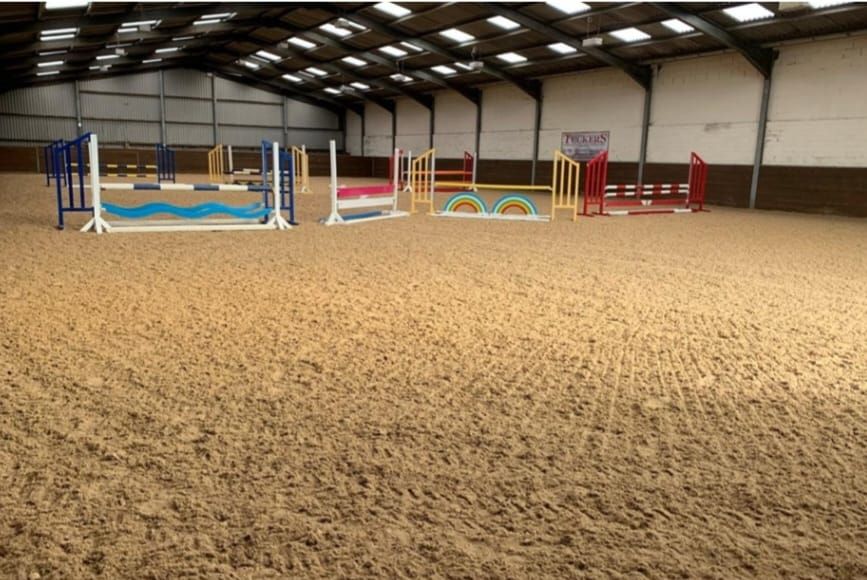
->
left=0, top=1, right=865, bottom=112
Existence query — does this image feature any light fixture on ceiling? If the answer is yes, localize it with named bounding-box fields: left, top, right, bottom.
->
left=582, top=15, right=603, bottom=47
left=467, top=47, right=484, bottom=72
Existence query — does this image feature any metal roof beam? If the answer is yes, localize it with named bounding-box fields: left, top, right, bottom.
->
left=200, top=60, right=359, bottom=116
left=481, top=3, right=652, bottom=90
left=239, top=34, right=432, bottom=110
left=259, top=17, right=480, bottom=105
left=354, top=2, right=637, bottom=54
left=652, top=3, right=776, bottom=78
left=331, top=11, right=539, bottom=100
left=217, top=46, right=396, bottom=114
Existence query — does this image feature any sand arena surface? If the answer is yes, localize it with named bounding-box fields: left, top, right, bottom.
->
left=1, top=172, right=865, bottom=578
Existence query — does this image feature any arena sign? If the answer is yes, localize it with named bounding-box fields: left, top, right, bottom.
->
left=561, top=131, right=610, bottom=161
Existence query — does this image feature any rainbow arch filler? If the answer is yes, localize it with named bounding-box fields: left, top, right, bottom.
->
left=442, top=192, right=488, bottom=215
left=491, top=195, right=539, bottom=218
left=438, top=191, right=546, bottom=221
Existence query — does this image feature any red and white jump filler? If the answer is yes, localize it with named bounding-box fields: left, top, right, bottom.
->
left=583, top=151, right=708, bottom=216
left=322, top=140, right=408, bottom=225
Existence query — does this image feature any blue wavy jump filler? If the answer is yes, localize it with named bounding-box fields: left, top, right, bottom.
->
left=102, top=201, right=271, bottom=220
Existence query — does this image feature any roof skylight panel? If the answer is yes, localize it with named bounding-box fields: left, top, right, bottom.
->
left=373, top=3, right=411, bottom=18
left=723, top=3, right=775, bottom=22
left=609, top=27, right=651, bottom=43
left=545, top=1, right=590, bottom=15
left=440, top=28, right=474, bottom=43
left=660, top=19, right=694, bottom=34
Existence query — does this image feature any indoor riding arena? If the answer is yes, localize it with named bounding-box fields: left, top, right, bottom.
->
left=1, top=2, right=866, bottom=578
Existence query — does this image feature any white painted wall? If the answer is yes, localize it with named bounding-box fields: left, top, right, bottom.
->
left=395, top=98, right=431, bottom=155
left=353, top=36, right=867, bottom=171
left=647, top=53, right=764, bottom=165
left=433, top=90, right=477, bottom=158
left=345, top=110, right=362, bottom=155
left=541, top=68, right=644, bottom=162
left=764, top=36, right=867, bottom=167
left=363, top=102, right=393, bottom=156
left=479, top=84, right=536, bottom=160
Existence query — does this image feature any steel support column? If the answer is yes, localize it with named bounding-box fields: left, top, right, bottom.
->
left=360, top=107, right=366, bottom=156
left=750, top=69, right=774, bottom=209
left=391, top=106, right=397, bottom=156
left=210, top=74, right=218, bottom=146
left=474, top=93, right=482, bottom=174
left=158, top=70, right=167, bottom=144
left=530, top=96, right=542, bottom=185
left=74, top=80, right=82, bottom=136
left=282, top=97, right=289, bottom=147
left=637, top=76, right=653, bottom=184
left=429, top=103, right=435, bottom=150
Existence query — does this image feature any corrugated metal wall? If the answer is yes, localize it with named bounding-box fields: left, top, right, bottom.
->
left=0, top=68, right=343, bottom=150
left=0, top=83, right=78, bottom=144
